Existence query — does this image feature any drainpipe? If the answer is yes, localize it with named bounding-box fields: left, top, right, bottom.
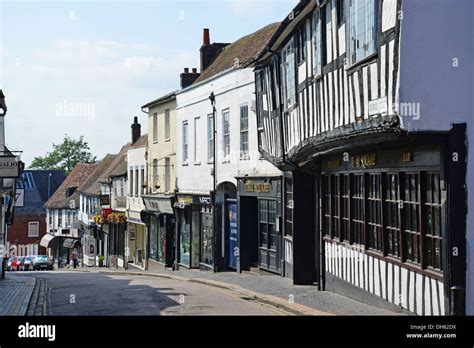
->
left=209, top=92, right=217, bottom=272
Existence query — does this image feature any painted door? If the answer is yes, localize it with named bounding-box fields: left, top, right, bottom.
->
left=258, top=199, right=281, bottom=273
left=228, top=201, right=238, bottom=269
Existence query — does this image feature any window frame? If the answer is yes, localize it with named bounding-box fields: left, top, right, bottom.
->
left=164, top=109, right=171, bottom=141
left=207, top=113, right=214, bottom=163
left=346, top=0, right=377, bottom=66
left=222, top=109, right=231, bottom=161
left=239, top=104, right=249, bottom=159
left=194, top=116, right=201, bottom=164
left=28, top=221, right=39, bottom=237
left=182, top=120, right=189, bottom=164
left=152, top=112, right=158, bottom=143
left=281, top=38, right=296, bottom=110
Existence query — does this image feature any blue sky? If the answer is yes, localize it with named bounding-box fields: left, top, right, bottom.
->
left=0, top=0, right=298, bottom=165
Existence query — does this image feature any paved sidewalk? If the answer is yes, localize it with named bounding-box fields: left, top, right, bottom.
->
left=0, top=273, right=36, bottom=316
left=78, top=267, right=405, bottom=316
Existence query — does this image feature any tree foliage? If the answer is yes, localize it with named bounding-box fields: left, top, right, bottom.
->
left=29, top=134, right=97, bottom=173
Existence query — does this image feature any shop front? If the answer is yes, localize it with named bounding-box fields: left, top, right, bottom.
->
left=236, top=177, right=283, bottom=275
left=141, top=196, right=175, bottom=271
left=318, top=143, right=449, bottom=315
left=174, top=193, right=213, bottom=270
left=127, top=217, right=147, bottom=269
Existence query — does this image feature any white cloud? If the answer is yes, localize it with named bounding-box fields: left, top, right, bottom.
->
left=3, top=38, right=198, bottom=165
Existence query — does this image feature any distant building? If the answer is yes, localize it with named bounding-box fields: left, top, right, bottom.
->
left=8, top=170, right=65, bottom=256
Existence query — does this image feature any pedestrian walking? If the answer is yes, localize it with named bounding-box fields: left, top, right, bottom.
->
left=71, top=249, right=79, bottom=269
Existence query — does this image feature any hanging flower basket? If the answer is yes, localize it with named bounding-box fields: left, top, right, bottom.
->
left=108, top=212, right=127, bottom=224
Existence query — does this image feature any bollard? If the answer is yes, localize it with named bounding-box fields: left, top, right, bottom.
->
left=450, top=286, right=465, bottom=316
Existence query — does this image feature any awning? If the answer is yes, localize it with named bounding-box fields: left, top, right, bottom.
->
left=40, top=234, right=55, bottom=248
left=63, top=238, right=80, bottom=249
left=143, top=196, right=174, bottom=214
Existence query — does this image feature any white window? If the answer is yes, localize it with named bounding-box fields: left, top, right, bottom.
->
left=165, top=157, right=171, bottom=192
left=58, top=210, right=63, bottom=228
left=135, top=167, right=139, bottom=196
left=282, top=39, right=296, bottom=109
left=153, top=159, right=158, bottom=189
left=140, top=166, right=145, bottom=196
left=129, top=169, right=134, bottom=195
left=67, top=210, right=72, bottom=227
left=240, top=105, right=249, bottom=158
left=28, top=221, right=39, bottom=237
left=208, top=114, right=214, bottom=162
left=182, top=121, right=189, bottom=162
left=347, top=0, right=376, bottom=65
left=222, top=110, right=230, bottom=159
left=165, top=109, right=170, bottom=140
left=194, top=116, right=201, bottom=163
left=153, top=112, right=158, bottom=142
left=313, top=9, right=322, bottom=76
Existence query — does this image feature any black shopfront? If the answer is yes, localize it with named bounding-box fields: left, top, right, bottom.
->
left=237, top=177, right=283, bottom=275
left=174, top=194, right=214, bottom=270
left=141, top=196, right=175, bottom=270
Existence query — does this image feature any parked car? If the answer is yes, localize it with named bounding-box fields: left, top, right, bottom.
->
left=15, top=256, right=25, bottom=271
left=6, top=257, right=18, bottom=271
left=32, top=255, right=54, bottom=271
left=19, top=256, right=34, bottom=271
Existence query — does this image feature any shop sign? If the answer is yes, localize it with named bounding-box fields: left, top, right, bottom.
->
left=0, top=156, right=21, bottom=178
left=402, top=152, right=413, bottom=162
left=352, top=154, right=376, bottom=168
left=177, top=195, right=193, bottom=205
left=115, top=196, right=127, bottom=208
left=244, top=182, right=271, bottom=193
left=176, top=195, right=212, bottom=206
left=14, top=189, right=24, bottom=207
left=325, top=160, right=341, bottom=169
left=100, top=195, right=110, bottom=206
left=368, top=96, right=388, bottom=116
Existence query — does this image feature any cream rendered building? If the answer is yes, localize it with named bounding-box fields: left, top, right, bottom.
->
left=140, top=91, right=177, bottom=271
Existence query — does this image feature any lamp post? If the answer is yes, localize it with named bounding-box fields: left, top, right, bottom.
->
left=209, top=92, right=217, bottom=272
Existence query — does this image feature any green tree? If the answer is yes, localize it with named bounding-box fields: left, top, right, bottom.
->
left=29, top=134, right=97, bottom=173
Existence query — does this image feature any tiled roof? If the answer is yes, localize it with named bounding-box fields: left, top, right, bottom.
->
left=193, top=23, right=280, bottom=84
left=99, top=143, right=131, bottom=182
left=130, top=134, right=148, bottom=149
left=44, top=163, right=97, bottom=209
left=76, top=154, right=117, bottom=196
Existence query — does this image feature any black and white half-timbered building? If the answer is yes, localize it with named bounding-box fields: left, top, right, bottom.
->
left=254, top=0, right=473, bottom=315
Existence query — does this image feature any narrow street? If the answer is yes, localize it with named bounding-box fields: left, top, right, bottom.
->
left=18, top=271, right=289, bottom=316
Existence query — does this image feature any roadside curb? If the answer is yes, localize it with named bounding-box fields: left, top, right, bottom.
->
left=73, top=268, right=332, bottom=316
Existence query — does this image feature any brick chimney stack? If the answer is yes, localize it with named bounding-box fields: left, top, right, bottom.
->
left=200, top=28, right=230, bottom=72
left=180, top=67, right=200, bottom=89
left=131, top=116, right=141, bottom=144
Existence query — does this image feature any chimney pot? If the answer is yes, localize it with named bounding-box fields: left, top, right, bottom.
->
left=192, top=68, right=197, bottom=73
left=203, top=28, right=210, bottom=45
left=184, top=67, right=189, bottom=73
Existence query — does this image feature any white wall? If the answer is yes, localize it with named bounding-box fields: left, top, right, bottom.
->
left=399, top=0, right=474, bottom=314
left=176, top=68, right=281, bottom=194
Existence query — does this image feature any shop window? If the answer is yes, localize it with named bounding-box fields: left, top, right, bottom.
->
left=284, top=177, right=294, bottom=238
left=201, top=211, right=214, bottom=266
left=403, top=173, right=421, bottom=264
left=259, top=200, right=268, bottom=247
left=367, top=174, right=382, bottom=251
left=424, top=172, right=443, bottom=270
left=331, top=175, right=341, bottom=239
left=341, top=174, right=350, bottom=241
left=351, top=174, right=365, bottom=245
left=385, top=173, right=401, bottom=257
left=323, top=175, right=331, bottom=237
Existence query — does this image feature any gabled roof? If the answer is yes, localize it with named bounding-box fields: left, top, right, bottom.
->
left=76, top=154, right=117, bottom=196
left=193, top=22, right=280, bottom=84
left=44, top=163, right=97, bottom=209
left=99, top=143, right=131, bottom=182
left=141, top=91, right=178, bottom=109
left=130, top=134, right=148, bottom=149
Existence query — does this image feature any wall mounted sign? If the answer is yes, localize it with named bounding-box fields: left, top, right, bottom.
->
left=0, top=156, right=20, bottom=178
left=100, top=195, right=110, bottom=206
left=176, top=195, right=212, bottom=206
left=326, top=160, right=341, bottom=169
left=368, top=96, right=388, bottom=116
left=244, top=182, right=271, bottom=193
left=402, top=152, right=413, bottom=162
left=14, top=189, right=24, bottom=207
left=115, top=197, right=127, bottom=208
left=352, top=154, right=376, bottom=168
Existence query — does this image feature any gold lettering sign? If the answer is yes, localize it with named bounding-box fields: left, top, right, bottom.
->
left=402, top=152, right=413, bottom=162
left=177, top=195, right=193, bottom=204
left=352, top=154, right=376, bottom=168
left=244, top=182, right=270, bottom=193
left=326, top=160, right=340, bottom=169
